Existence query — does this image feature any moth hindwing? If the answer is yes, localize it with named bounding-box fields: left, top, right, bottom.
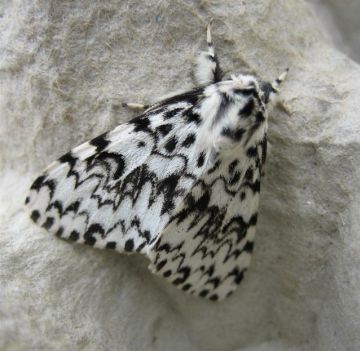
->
left=25, top=23, right=288, bottom=301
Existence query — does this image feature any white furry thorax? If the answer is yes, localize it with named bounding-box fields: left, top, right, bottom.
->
left=196, top=74, right=268, bottom=155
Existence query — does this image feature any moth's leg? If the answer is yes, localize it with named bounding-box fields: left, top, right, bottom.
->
left=122, top=102, right=150, bottom=111
left=194, top=21, right=223, bottom=85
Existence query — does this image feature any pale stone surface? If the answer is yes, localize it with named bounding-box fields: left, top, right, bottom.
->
left=1, top=1, right=360, bottom=350
left=306, top=0, right=360, bottom=63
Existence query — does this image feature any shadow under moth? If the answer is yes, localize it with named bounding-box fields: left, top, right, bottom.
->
left=25, top=23, right=288, bottom=301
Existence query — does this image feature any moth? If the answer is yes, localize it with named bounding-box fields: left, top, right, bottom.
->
left=25, top=24, right=288, bottom=301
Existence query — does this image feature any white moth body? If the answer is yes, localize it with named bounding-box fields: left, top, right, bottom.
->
left=25, top=24, right=287, bottom=301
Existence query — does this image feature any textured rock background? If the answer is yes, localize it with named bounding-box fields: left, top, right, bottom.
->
left=1, top=1, right=360, bottom=350
left=306, top=0, right=360, bottom=63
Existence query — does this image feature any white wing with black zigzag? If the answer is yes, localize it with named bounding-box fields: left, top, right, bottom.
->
left=26, top=92, right=210, bottom=256
left=149, top=139, right=265, bottom=301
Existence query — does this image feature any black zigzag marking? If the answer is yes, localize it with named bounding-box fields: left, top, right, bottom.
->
left=30, top=176, right=56, bottom=199
left=28, top=103, right=201, bottom=250
left=152, top=134, right=263, bottom=298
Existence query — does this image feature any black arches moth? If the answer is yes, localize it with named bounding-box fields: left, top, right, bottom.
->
left=25, top=23, right=288, bottom=301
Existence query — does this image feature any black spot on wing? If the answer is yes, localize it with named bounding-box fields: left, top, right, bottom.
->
left=56, top=226, right=64, bottom=237
left=182, top=134, right=196, bottom=147
left=214, top=93, right=230, bottom=123
left=207, top=277, right=220, bottom=289
left=90, top=133, right=110, bottom=152
left=246, top=146, right=258, bottom=158
left=195, top=191, right=210, bottom=212
left=42, top=217, right=54, bottom=230
left=243, top=241, right=254, bottom=253
left=94, top=152, right=125, bottom=180
left=234, top=87, right=263, bottom=107
left=136, top=241, right=147, bottom=253
left=69, top=230, right=80, bottom=242
left=221, top=127, right=245, bottom=141
left=239, top=99, right=254, bottom=117
left=247, top=180, right=260, bottom=193
left=84, top=223, right=104, bottom=246
left=156, top=260, right=167, bottom=271
left=232, top=249, right=242, bottom=259
left=46, top=200, right=63, bottom=214
left=59, top=152, right=77, bottom=167
left=30, top=175, right=46, bottom=192
left=207, top=159, right=221, bottom=174
left=30, top=176, right=56, bottom=199
left=106, top=241, right=116, bottom=250
left=246, top=111, right=266, bottom=143
left=222, top=216, right=248, bottom=242
left=209, top=294, right=219, bottom=301
left=182, top=283, right=192, bottom=291
left=230, top=268, right=245, bottom=285
left=229, top=171, right=241, bottom=185
left=157, top=174, right=181, bottom=214
left=244, top=168, right=261, bottom=192
left=164, top=108, right=183, bottom=119
left=255, top=111, right=265, bottom=124
left=185, top=109, right=201, bottom=124
left=163, top=270, right=172, bottom=277
left=30, top=210, right=40, bottom=223
left=112, top=154, right=126, bottom=179
left=172, top=266, right=191, bottom=286
left=165, top=136, right=177, bottom=153
left=199, top=289, right=209, bottom=298
left=197, top=152, right=205, bottom=167
left=157, top=124, right=173, bottom=136
left=158, top=243, right=170, bottom=252
left=65, top=200, right=80, bottom=214
left=207, top=264, right=215, bottom=277
left=131, top=116, right=151, bottom=132
left=124, top=239, right=134, bottom=252
left=228, top=160, right=239, bottom=174
left=249, top=213, right=258, bottom=226
left=233, top=129, right=245, bottom=141
left=245, top=168, right=254, bottom=181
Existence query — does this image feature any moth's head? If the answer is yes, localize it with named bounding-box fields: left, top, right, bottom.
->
left=258, top=68, right=289, bottom=105
left=203, top=69, right=288, bottom=150
left=219, top=69, right=288, bottom=107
